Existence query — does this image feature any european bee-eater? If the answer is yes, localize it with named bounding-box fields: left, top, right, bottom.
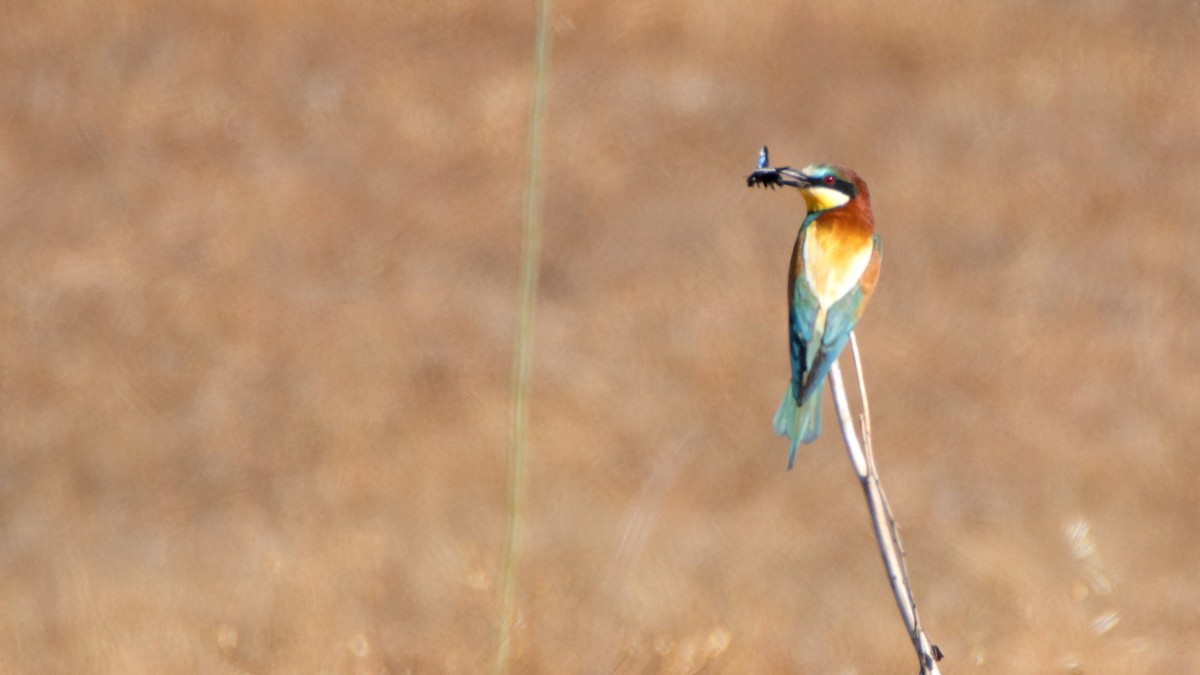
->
left=747, top=148, right=881, bottom=469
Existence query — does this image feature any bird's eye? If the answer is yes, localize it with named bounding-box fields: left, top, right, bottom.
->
left=822, top=175, right=836, bottom=186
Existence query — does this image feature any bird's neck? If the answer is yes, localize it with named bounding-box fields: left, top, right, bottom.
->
left=806, top=198, right=874, bottom=240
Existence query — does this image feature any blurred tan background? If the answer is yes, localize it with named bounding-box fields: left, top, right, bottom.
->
left=2, top=1, right=1199, bottom=672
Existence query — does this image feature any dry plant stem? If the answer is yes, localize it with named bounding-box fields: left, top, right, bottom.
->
left=828, top=334, right=942, bottom=675
left=493, top=0, right=552, bottom=672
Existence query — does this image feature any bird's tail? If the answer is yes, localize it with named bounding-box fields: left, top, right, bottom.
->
left=773, top=386, right=822, bottom=470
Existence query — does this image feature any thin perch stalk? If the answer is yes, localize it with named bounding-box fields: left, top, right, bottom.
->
left=828, top=334, right=942, bottom=675
left=493, top=0, right=552, bottom=672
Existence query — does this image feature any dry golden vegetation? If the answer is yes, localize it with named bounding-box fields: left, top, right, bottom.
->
left=2, top=1, right=1198, bottom=672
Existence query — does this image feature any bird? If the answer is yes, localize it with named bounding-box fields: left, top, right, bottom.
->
left=747, top=148, right=882, bottom=469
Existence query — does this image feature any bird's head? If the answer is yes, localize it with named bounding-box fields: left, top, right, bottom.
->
left=791, top=164, right=866, bottom=213
left=748, top=159, right=869, bottom=214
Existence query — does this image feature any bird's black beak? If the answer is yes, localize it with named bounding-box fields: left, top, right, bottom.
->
left=747, top=166, right=812, bottom=190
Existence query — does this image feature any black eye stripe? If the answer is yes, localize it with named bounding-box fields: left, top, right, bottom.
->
left=814, top=176, right=856, bottom=198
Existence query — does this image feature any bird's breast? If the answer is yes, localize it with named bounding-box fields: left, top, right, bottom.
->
left=801, top=223, right=875, bottom=309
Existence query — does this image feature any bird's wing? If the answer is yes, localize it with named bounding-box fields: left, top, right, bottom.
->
left=854, top=233, right=883, bottom=320
left=788, top=229, right=823, bottom=403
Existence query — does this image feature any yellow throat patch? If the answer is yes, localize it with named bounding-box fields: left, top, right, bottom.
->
left=800, top=186, right=851, bottom=212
